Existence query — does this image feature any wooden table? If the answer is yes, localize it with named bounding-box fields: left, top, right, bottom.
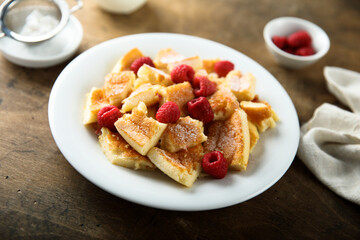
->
left=1, top=0, right=359, bottom=239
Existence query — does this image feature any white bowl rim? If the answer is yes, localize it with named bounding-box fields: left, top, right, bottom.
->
left=263, top=16, right=330, bottom=61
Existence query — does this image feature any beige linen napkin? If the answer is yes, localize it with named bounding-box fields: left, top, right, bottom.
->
left=297, top=66, right=360, bottom=205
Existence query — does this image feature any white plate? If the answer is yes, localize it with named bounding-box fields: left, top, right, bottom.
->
left=48, top=33, right=300, bottom=211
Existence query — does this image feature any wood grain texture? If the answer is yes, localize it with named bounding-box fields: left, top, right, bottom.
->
left=1, top=0, right=360, bottom=239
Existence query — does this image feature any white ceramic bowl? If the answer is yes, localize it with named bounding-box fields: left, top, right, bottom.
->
left=263, top=16, right=330, bottom=69
left=92, top=0, right=147, bottom=14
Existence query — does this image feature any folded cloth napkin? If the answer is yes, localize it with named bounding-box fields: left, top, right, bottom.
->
left=297, top=66, right=360, bottom=205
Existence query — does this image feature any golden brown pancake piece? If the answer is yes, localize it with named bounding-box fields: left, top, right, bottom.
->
left=147, top=144, right=204, bottom=187
left=83, top=87, right=109, bottom=124
left=135, top=64, right=172, bottom=88
left=104, top=71, right=134, bottom=106
left=204, top=109, right=250, bottom=171
left=121, top=83, right=161, bottom=113
left=202, top=58, right=220, bottom=73
left=160, top=116, right=207, bottom=152
left=153, top=48, right=185, bottom=71
left=240, top=101, right=278, bottom=132
left=159, top=81, right=195, bottom=116
left=207, top=86, right=240, bottom=120
left=167, top=56, right=203, bottom=72
left=226, top=71, right=256, bottom=102
left=111, top=48, right=143, bottom=73
left=99, top=127, right=155, bottom=170
left=248, top=120, right=259, bottom=152
left=115, top=102, right=167, bottom=155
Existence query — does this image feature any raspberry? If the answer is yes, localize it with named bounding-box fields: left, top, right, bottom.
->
left=214, top=60, right=234, bottom=77
left=187, top=97, right=214, bottom=124
left=192, top=76, right=217, bottom=97
left=97, top=105, right=122, bottom=132
left=130, top=56, right=155, bottom=74
left=202, top=151, right=228, bottom=179
left=272, top=36, right=287, bottom=49
left=287, top=30, right=312, bottom=48
left=156, top=102, right=181, bottom=123
left=284, top=47, right=296, bottom=54
left=170, top=64, right=195, bottom=83
left=294, top=46, right=315, bottom=56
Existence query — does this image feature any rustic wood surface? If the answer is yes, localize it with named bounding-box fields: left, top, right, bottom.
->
left=1, top=0, right=360, bottom=239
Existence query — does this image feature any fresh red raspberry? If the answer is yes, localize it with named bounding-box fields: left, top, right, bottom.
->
left=272, top=36, right=287, bottom=49
left=156, top=102, right=181, bottom=123
left=192, top=76, right=217, bottom=97
left=170, top=64, right=195, bottom=83
left=97, top=105, right=122, bottom=132
left=202, top=151, right=228, bottom=179
left=187, top=97, right=214, bottom=124
left=130, top=56, right=155, bottom=74
left=294, top=46, right=316, bottom=56
left=283, top=47, right=296, bottom=54
left=287, top=30, right=312, bottom=48
left=214, top=60, right=234, bottom=77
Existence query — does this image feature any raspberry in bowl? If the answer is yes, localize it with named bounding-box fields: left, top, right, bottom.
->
left=263, top=17, right=330, bottom=69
